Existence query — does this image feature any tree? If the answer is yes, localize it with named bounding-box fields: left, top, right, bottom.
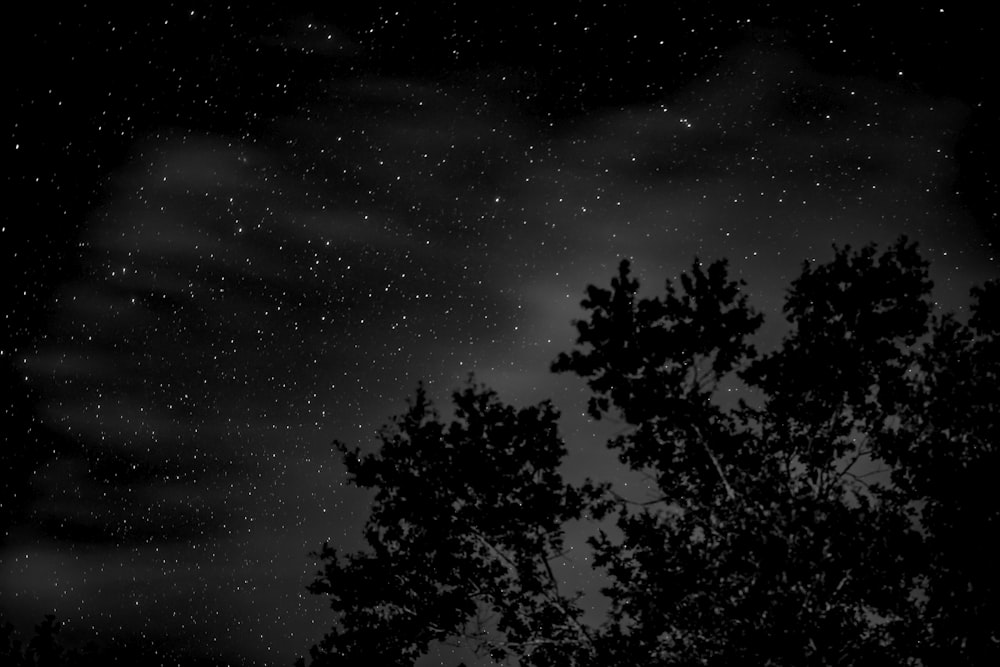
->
left=1, top=615, right=110, bottom=667
left=299, top=382, right=594, bottom=667
left=2, top=615, right=68, bottom=667
left=301, top=237, right=998, bottom=666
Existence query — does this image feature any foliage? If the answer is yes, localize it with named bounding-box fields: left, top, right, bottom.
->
left=1, top=615, right=240, bottom=666
left=2, top=615, right=69, bottom=667
left=302, top=237, right=998, bottom=666
left=299, top=381, right=594, bottom=666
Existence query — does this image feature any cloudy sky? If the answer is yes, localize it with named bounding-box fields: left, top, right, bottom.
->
left=5, top=5, right=996, bottom=665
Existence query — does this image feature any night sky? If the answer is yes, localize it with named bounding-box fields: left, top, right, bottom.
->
left=4, top=4, right=997, bottom=666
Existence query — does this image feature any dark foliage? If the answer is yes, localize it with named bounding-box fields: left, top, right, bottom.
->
left=2, top=615, right=69, bottom=667
left=303, top=238, right=998, bottom=666
left=300, top=381, right=593, bottom=666
left=1, top=615, right=241, bottom=666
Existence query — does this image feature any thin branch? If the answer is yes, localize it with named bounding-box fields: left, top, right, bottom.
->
left=538, top=544, right=595, bottom=651
left=609, top=488, right=670, bottom=507
left=469, top=528, right=595, bottom=655
left=688, top=423, right=736, bottom=501
left=834, top=447, right=871, bottom=484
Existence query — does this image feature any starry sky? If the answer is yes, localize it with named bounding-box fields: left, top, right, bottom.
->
left=4, top=4, right=998, bottom=666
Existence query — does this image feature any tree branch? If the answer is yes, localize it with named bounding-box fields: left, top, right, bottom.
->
left=468, top=528, right=595, bottom=656
left=608, top=488, right=670, bottom=507
left=688, top=423, right=736, bottom=501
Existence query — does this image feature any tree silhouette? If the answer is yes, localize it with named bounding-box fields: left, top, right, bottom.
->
left=2, top=615, right=68, bottom=667
left=1, top=615, right=238, bottom=666
left=299, top=382, right=594, bottom=666
left=302, top=237, right=997, bottom=666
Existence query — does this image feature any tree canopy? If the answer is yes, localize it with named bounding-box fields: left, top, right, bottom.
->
left=301, top=237, right=998, bottom=666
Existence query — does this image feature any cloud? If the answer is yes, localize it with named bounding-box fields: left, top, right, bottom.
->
left=268, top=16, right=358, bottom=56
left=23, top=44, right=990, bottom=544
left=19, top=79, right=534, bottom=551
left=512, top=45, right=989, bottom=351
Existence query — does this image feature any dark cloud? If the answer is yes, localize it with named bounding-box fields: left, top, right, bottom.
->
left=270, top=17, right=359, bottom=57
